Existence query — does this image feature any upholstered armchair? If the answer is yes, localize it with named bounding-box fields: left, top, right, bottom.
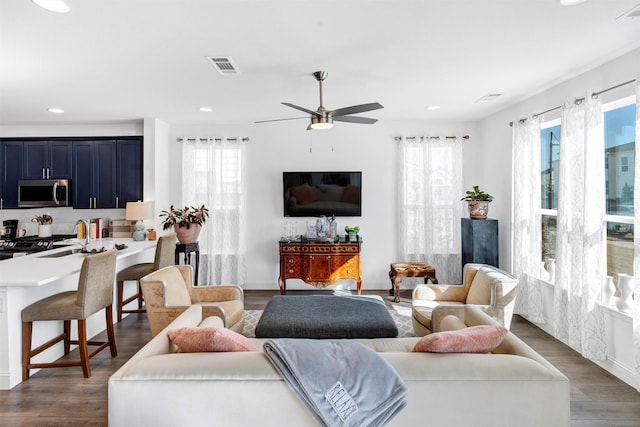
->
left=140, top=265, right=244, bottom=337
left=411, top=263, right=519, bottom=336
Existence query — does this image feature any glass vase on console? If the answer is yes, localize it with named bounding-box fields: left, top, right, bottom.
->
left=315, top=216, right=329, bottom=238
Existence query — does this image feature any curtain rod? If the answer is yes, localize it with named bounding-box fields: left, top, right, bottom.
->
left=395, top=135, right=470, bottom=141
left=509, top=78, right=636, bottom=127
left=176, top=137, right=250, bottom=142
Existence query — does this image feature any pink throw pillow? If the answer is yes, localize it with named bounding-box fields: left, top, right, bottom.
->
left=340, top=184, right=361, bottom=204
left=167, top=327, right=258, bottom=352
left=289, top=184, right=319, bottom=205
left=411, top=325, right=508, bottom=353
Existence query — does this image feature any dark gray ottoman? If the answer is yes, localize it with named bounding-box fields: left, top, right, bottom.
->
left=255, top=295, right=398, bottom=338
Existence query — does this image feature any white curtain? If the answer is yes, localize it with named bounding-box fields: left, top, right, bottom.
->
left=181, top=137, right=247, bottom=286
left=633, top=75, right=640, bottom=388
left=512, top=117, right=545, bottom=323
left=397, top=136, right=464, bottom=284
left=553, top=94, right=607, bottom=360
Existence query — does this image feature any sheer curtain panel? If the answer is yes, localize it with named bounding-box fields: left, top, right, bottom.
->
left=633, top=75, right=640, bottom=388
left=554, top=95, right=607, bottom=360
left=397, top=136, right=464, bottom=284
left=181, top=137, right=247, bottom=285
left=512, top=117, right=545, bottom=323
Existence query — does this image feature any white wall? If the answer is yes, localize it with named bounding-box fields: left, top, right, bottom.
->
left=170, top=119, right=477, bottom=290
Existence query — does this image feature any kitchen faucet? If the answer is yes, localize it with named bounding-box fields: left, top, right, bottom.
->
left=74, top=219, right=91, bottom=245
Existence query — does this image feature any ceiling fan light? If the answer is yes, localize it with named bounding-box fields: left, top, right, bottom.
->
left=310, top=116, right=334, bottom=130
left=32, top=0, right=70, bottom=13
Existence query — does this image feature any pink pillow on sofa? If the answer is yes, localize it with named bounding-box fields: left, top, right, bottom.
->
left=167, top=327, right=258, bottom=352
left=411, top=325, right=508, bottom=353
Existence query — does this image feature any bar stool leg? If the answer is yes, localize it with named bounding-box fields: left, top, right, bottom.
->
left=63, top=320, right=71, bottom=354
left=117, top=280, right=125, bottom=322
left=77, top=319, right=90, bottom=378
left=21, top=321, right=32, bottom=381
left=105, top=305, right=118, bottom=357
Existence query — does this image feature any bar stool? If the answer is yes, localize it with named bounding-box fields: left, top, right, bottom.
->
left=116, top=233, right=176, bottom=321
left=22, top=250, right=118, bottom=380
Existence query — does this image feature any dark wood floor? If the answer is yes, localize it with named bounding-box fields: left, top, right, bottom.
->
left=1, top=289, right=639, bottom=426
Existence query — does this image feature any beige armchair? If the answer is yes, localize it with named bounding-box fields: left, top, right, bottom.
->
left=411, top=263, right=519, bottom=336
left=140, top=265, right=244, bottom=337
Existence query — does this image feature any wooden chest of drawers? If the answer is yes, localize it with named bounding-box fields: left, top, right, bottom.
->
left=278, top=240, right=362, bottom=294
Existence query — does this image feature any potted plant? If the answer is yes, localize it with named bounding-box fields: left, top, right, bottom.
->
left=159, top=204, right=209, bottom=243
left=461, top=186, right=493, bottom=220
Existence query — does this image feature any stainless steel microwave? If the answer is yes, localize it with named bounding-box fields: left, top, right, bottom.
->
left=18, top=179, right=70, bottom=208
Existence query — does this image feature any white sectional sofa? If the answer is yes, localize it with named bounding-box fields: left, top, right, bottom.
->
left=109, top=304, right=569, bottom=427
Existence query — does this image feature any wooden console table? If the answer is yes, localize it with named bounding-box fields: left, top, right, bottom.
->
left=278, top=238, right=362, bottom=294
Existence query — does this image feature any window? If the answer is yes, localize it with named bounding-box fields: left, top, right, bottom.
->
left=540, top=121, right=560, bottom=263
left=539, top=99, right=637, bottom=281
left=604, top=99, right=636, bottom=279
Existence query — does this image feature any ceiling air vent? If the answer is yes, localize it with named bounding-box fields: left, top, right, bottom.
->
left=206, top=57, right=241, bottom=75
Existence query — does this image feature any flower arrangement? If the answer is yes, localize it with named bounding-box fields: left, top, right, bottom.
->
left=159, top=205, right=209, bottom=230
left=32, top=213, right=53, bottom=225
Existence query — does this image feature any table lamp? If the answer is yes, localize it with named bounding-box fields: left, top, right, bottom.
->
left=125, top=201, right=152, bottom=241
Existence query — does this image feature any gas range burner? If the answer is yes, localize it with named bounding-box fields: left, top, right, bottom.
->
left=0, top=234, right=76, bottom=258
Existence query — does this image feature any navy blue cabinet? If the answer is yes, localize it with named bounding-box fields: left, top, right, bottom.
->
left=72, top=138, right=142, bottom=209
left=23, top=140, right=72, bottom=179
left=0, top=141, right=24, bottom=209
left=461, top=218, right=499, bottom=268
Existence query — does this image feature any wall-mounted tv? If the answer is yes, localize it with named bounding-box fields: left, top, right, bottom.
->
left=283, top=171, right=362, bottom=217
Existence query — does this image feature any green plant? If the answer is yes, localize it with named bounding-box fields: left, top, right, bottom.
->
left=159, top=205, right=209, bottom=230
left=460, top=185, right=494, bottom=202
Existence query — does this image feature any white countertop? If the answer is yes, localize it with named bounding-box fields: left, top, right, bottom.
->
left=0, top=238, right=157, bottom=287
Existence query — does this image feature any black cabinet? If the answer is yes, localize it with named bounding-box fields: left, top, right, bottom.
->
left=23, top=140, right=72, bottom=179
left=72, top=138, right=142, bottom=209
left=0, top=141, right=24, bottom=209
left=461, top=218, right=499, bottom=268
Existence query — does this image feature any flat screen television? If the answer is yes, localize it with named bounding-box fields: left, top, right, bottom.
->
left=283, top=171, right=362, bottom=217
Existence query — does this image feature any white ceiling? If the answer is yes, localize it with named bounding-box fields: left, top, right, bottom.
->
left=1, top=0, right=639, bottom=127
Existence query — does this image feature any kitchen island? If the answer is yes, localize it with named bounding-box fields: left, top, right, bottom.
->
left=0, top=238, right=156, bottom=389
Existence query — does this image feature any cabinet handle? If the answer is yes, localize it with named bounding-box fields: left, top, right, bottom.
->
left=93, top=197, right=97, bottom=209
left=1, top=198, right=3, bottom=209
left=42, top=167, right=46, bottom=179
left=47, top=167, right=50, bottom=179
left=115, top=196, right=119, bottom=209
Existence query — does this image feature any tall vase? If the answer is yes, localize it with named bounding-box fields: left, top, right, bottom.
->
left=174, top=224, right=201, bottom=244
left=615, top=273, right=634, bottom=314
left=602, top=276, right=616, bottom=306
left=545, top=258, right=556, bottom=283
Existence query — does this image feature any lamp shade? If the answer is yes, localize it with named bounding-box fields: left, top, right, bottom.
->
left=125, top=201, right=152, bottom=221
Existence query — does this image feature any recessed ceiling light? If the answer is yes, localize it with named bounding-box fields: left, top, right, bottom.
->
left=560, top=0, right=586, bottom=5
left=199, top=107, right=213, bottom=112
left=47, top=108, right=64, bottom=114
left=32, top=0, right=70, bottom=13
left=427, top=105, right=441, bottom=111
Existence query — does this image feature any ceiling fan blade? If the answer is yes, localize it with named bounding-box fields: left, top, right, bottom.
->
left=329, top=102, right=383, bottom=117
left=254, top=117, right=308, bottom=124
left=282, top=102, right=320, bottom=116
left=332, top=115, right=378, bottom=124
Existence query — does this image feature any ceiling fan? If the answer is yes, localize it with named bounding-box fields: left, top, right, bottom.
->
left=255, top=71, right=383, bottom=130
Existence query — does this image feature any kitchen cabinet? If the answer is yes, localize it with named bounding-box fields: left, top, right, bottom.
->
left=72, top=138, right=142, bottom=209
left=23, top=140, right=72, bottom=179
left=0, top=141, right=24, bottom=209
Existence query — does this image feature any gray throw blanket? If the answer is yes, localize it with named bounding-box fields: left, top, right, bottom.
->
left=263, top=339, right=407, bottom=427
